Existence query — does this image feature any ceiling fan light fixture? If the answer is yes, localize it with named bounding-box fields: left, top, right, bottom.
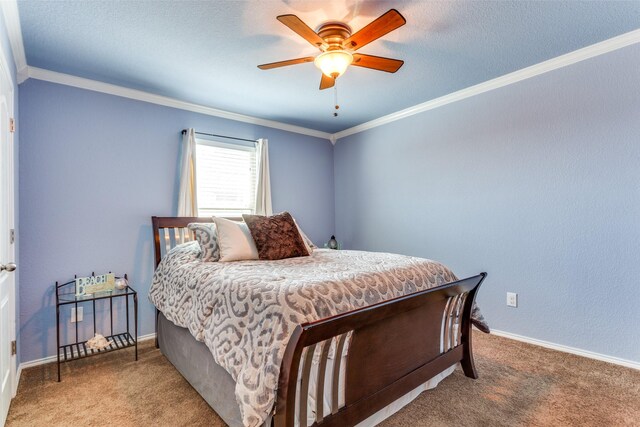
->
left=314, top=50, right=353, bottom=78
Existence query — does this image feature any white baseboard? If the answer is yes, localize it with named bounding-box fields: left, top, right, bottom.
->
left=15, top=333, right=157, bottom=389
left=489, top=329, right=640, bottom=371
left=15, top=329, right=638, bottom=393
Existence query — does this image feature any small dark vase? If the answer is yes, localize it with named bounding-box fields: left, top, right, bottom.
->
left=328, top=235, right=338, bottom=250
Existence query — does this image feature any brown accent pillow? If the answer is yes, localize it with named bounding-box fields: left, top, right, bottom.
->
left=242, top=212, right=310, bottom=260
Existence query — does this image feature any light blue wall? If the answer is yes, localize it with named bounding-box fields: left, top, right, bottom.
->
left=0, top=7, right=20, bottom=363
left=16, top=42, right=640, bottom=365
left=18, top=79, right=334, bottom=362
left=335, top=44, right=640, bottom=363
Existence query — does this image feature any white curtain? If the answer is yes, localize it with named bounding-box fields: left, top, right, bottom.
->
left=177, top=128, right=199, bottom=216
left=254, top=138, right=272, bottom=216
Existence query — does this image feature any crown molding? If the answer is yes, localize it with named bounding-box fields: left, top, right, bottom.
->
left=332, top=28, right=640, bottom=142
left=24, top=67, right=333, bottom=141
left=7, top=0, right=638, bottom=145
left=0, top=0, right=28, bottom=83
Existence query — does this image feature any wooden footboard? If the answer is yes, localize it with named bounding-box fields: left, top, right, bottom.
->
left=151, top=216, right=485, bottom=427
left=274, top=273, right=485, bottom=427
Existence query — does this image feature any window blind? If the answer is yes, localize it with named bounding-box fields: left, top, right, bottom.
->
left=195, top=139, right=257, bottom=217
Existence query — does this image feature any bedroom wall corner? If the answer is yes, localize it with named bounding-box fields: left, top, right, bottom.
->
left=333, top=43, right=640, bottom=364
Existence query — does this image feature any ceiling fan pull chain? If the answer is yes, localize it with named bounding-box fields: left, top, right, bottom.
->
left=334, top=82, right=339, bottom=117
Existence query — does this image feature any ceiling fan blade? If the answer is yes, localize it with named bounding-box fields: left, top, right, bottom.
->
left=351, top=53, right=404, bottom=73
left=343, top=9, right=406, bottom=51
left=257, top=57, right=315, bottom=70
left=277, top=14, right=327, bottom=50
left=319, top=73, right=335, bottom=90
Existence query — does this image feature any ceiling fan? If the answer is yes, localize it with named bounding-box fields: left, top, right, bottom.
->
left=258, top=9, right=406, bottom=90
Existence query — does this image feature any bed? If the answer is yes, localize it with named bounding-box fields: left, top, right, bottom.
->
left=150, top=216, right=487, bottom=427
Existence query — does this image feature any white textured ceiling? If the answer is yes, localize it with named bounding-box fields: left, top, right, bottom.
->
left=16, top=0, right=640, bottom=133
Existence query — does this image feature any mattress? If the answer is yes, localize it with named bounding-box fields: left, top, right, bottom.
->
left=150, top=242, right=475, bottom=426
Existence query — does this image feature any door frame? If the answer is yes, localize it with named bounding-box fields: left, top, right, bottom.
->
left=0, top=27, right=17, bottom=401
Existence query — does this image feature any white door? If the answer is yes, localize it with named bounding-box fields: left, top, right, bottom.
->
left=0, top=55, right=16, bottom=426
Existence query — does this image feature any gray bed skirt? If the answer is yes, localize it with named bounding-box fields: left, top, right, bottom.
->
left=158, top=312, right=273, bottom=427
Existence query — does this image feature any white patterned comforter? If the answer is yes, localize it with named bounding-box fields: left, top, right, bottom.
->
left=149, top=243, right=477, bottom=427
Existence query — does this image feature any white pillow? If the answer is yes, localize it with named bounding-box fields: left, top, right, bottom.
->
left=293, top=219, right=315, bottom=254
left=213, top=217, right=259, bottom=262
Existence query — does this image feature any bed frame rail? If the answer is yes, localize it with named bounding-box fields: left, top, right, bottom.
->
left=274, top=273, right=485, bottom=427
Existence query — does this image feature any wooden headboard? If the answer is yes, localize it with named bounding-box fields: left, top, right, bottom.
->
left=151, top=216, right=241, bottom=268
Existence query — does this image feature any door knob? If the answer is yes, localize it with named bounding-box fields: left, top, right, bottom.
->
left=1, top=262, right=16, bottom=272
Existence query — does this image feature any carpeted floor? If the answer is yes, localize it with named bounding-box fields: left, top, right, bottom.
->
left=7, top=332, right=640, bottom=426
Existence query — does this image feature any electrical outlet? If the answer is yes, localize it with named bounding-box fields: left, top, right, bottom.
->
left=70, top=307, right=83, bottom=323
left=506, top=292, right=518, bottom=308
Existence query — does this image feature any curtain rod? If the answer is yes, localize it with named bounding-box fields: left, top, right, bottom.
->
left=181, top=129, right=257, bottom=143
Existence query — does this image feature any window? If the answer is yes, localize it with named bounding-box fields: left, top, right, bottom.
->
left=195, top=139, right=257, bottom=217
